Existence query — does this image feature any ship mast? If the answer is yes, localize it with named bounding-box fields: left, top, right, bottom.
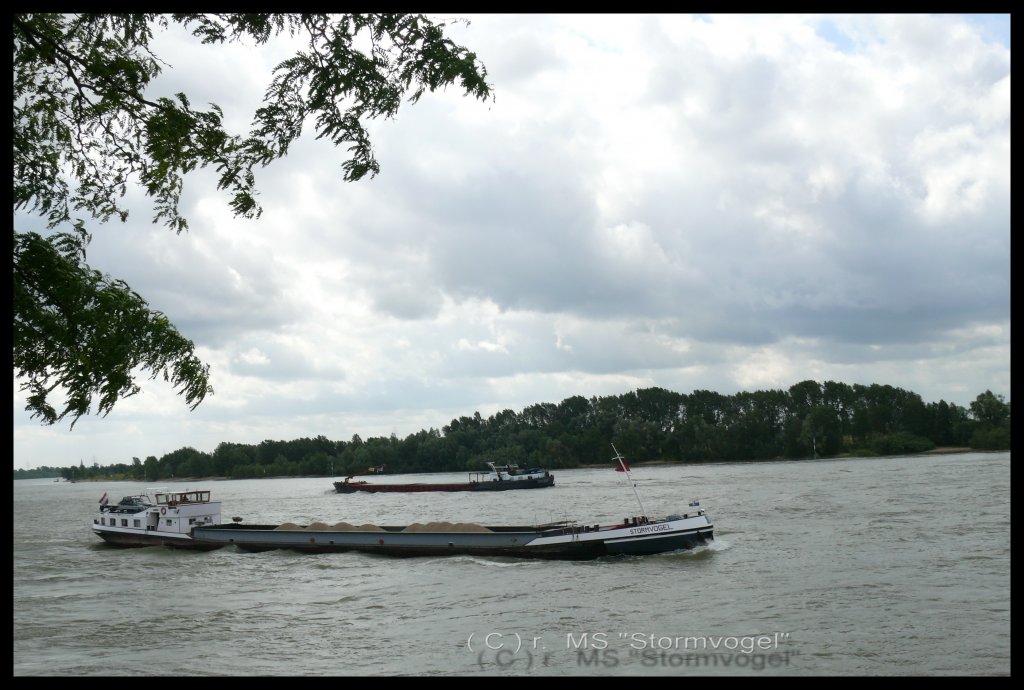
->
left=611, top=443, right=648, bottom=520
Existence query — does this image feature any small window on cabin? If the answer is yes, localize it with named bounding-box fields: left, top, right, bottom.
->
left=121, top=519, right=128, bottom=527
left=134, top=519, right=141, bottom=528
left=166, top=519, right=173, bottom=526
left=189, top=518, right=196, bottom=525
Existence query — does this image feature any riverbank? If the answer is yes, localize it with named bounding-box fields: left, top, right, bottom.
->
left=19, top=447, right=986, bottom=481
left=577, top=446, right=979, bottom=468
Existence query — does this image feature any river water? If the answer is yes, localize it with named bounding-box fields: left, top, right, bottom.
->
left=13, top=451, right=1010, bottom=676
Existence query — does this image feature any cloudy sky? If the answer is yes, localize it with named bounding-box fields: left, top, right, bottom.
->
left=13, top=14, right=1011, bottom=470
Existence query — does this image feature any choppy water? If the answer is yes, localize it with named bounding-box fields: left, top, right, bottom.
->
left=13, top=452, right=1010, bottom=676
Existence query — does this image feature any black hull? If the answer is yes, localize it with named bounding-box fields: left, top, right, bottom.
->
left=231, top=540, right=611, bottom=560
left=93, top=530, right=222, bottom=551
left=220, top=533, right=712, bottom=559
left=190, top=523, right=713, bottom=560
left=334, top=476, right=555, bottom=493
left=603, top=530, right=712, bottom=556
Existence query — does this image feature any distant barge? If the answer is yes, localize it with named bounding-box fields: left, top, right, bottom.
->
left=334, top=463, right=554, bottom=493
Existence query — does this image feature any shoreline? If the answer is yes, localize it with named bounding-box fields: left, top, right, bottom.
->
left=576, top=446, right=979, bottom=468
left=22, top=447, right=990, bottom=480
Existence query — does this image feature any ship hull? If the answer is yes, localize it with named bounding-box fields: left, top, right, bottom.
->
left=191, top=514, right=713, bottom=560
left=92, top=527, right=222, bottom=550
left=334, top=475, right=555, bottom=493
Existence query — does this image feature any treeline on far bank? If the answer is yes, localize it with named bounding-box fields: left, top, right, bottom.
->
left=19, top=381, right=1010, bottom=483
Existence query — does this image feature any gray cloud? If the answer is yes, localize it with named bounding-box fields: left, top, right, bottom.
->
left=14, top=14, right=1010, bottom=468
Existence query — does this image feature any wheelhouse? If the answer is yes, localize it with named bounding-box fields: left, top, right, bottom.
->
left=155, top=490, right=212, bottom=506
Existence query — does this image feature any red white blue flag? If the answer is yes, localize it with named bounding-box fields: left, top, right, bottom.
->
left=99, top=492, right=109, bottom=507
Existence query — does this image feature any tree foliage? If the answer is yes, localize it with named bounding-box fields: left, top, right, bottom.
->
left=13, top=13, right=493, bottom=427
left=31, top=381, right=1009, bottom=481
left=13, top=227, right=211, bottom=426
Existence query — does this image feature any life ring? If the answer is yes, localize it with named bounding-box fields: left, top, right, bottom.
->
left=160, top=507, right=167, bottom=515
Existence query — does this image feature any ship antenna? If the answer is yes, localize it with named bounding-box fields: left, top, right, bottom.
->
left=611, top=443, right=648, bottom=520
